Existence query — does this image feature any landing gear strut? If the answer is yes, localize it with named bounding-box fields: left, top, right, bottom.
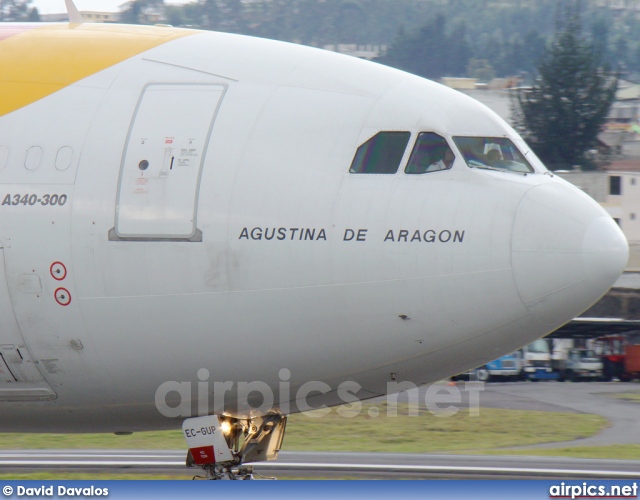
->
left=183, top=412, right=286, bottom=480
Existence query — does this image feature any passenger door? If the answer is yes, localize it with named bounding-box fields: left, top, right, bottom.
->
left=114, top=83, right=226, bottom=241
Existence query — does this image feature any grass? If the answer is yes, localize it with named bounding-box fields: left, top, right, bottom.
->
left=0, top=430, right=186, bottom=450
left=0, top=404, right=605, bottom=454
left=0, top=404, right=615, bottom=479
left=283, top=403, right=606, bottom=453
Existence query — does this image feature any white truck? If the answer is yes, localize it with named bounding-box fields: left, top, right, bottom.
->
left=555, top=348, right=603, bottom=381
left=520, top=339, right=555, bottom=380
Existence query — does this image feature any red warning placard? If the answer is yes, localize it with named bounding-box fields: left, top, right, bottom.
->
left=189, top=446, right=216, bottom=465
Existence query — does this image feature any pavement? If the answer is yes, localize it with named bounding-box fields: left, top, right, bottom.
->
left=1, top=449, right=639, bottom=479
left=376, top=380, right=640, bottom=448
left=480, top=381, right=640, bottom=448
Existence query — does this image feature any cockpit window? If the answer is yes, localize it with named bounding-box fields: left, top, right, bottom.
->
left=349, top=131, right=410, bottom=174
left=453, top=136, right=534, bottom=173
left=405, top=132, right=455, bottom=174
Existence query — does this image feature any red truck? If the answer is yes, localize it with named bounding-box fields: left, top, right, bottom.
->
left=595, top=336, right=640, bottom=381
left=625, top=344, right=640, bottom=380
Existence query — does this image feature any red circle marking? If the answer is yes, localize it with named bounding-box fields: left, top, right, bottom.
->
left=50, top=261, right=67, bottom=281
left=54, top=287, right=71, bottom=306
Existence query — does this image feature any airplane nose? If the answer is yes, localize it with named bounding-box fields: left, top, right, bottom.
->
left=583, top=215, right=629, bottom=293
left=512, top=182, right=628, bottom=327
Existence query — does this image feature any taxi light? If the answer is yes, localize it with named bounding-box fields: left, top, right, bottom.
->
left=221, top=421, right=232, bottom=435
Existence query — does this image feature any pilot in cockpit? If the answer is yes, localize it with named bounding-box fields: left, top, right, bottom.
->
left=405, top=143, right=430, bottom=174
left=405, top=132, right=455, bottom=174
left=486, top=148, right=502, bottom=166
left=427, top=148, right=455, bottom=171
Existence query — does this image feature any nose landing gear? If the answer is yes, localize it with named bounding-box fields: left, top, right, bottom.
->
left=183, top=412, right=286, bottom=480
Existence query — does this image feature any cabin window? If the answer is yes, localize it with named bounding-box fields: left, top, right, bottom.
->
left=453, top=136, right=534, bottom=173
left=405, top=132, right=455, bottom=174
left=349, top=131, right=410, bottom=174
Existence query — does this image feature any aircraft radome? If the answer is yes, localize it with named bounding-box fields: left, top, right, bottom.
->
left=0, top=2, right=628, bottom=479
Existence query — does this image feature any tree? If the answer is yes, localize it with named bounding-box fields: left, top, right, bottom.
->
left=515, top=1, right=618, bottom=170
left=467, top=59, right=495, bottom=83
left=381, top=14, right=471, bottom=80
left=201, top=0, right=220, bottom=30
left=0, top=0, right=33, bottom=21
left=120, top=0, right=164, bottom=25
left=120, top=1, right=144, bottom=24
left=26, top=6, right=38, bottom=21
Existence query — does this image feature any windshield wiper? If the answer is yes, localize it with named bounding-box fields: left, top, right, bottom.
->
left=473, top=165, right=504, bottom=172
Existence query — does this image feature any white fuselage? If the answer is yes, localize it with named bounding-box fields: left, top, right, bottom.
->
left=0, top=25, right=628, bottom=432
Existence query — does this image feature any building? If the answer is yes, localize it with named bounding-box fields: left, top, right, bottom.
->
left=322, top=44, right=386, bottom=61
left=40, top=11, right=120, bottom=23
left=554, top=171, right=640, bottom=271
left=595, top=0, right=640, bottom=12
left=79, top=11, right=120, bottom=23
left=39, top=13, right=69, bottom=22
left=600, top=80, right=640, bottom=159
left=440, top=77, right=478, bottom=91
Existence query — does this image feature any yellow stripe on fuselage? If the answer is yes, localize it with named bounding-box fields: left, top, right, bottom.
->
left=0, top=23, right=195, bottom=117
